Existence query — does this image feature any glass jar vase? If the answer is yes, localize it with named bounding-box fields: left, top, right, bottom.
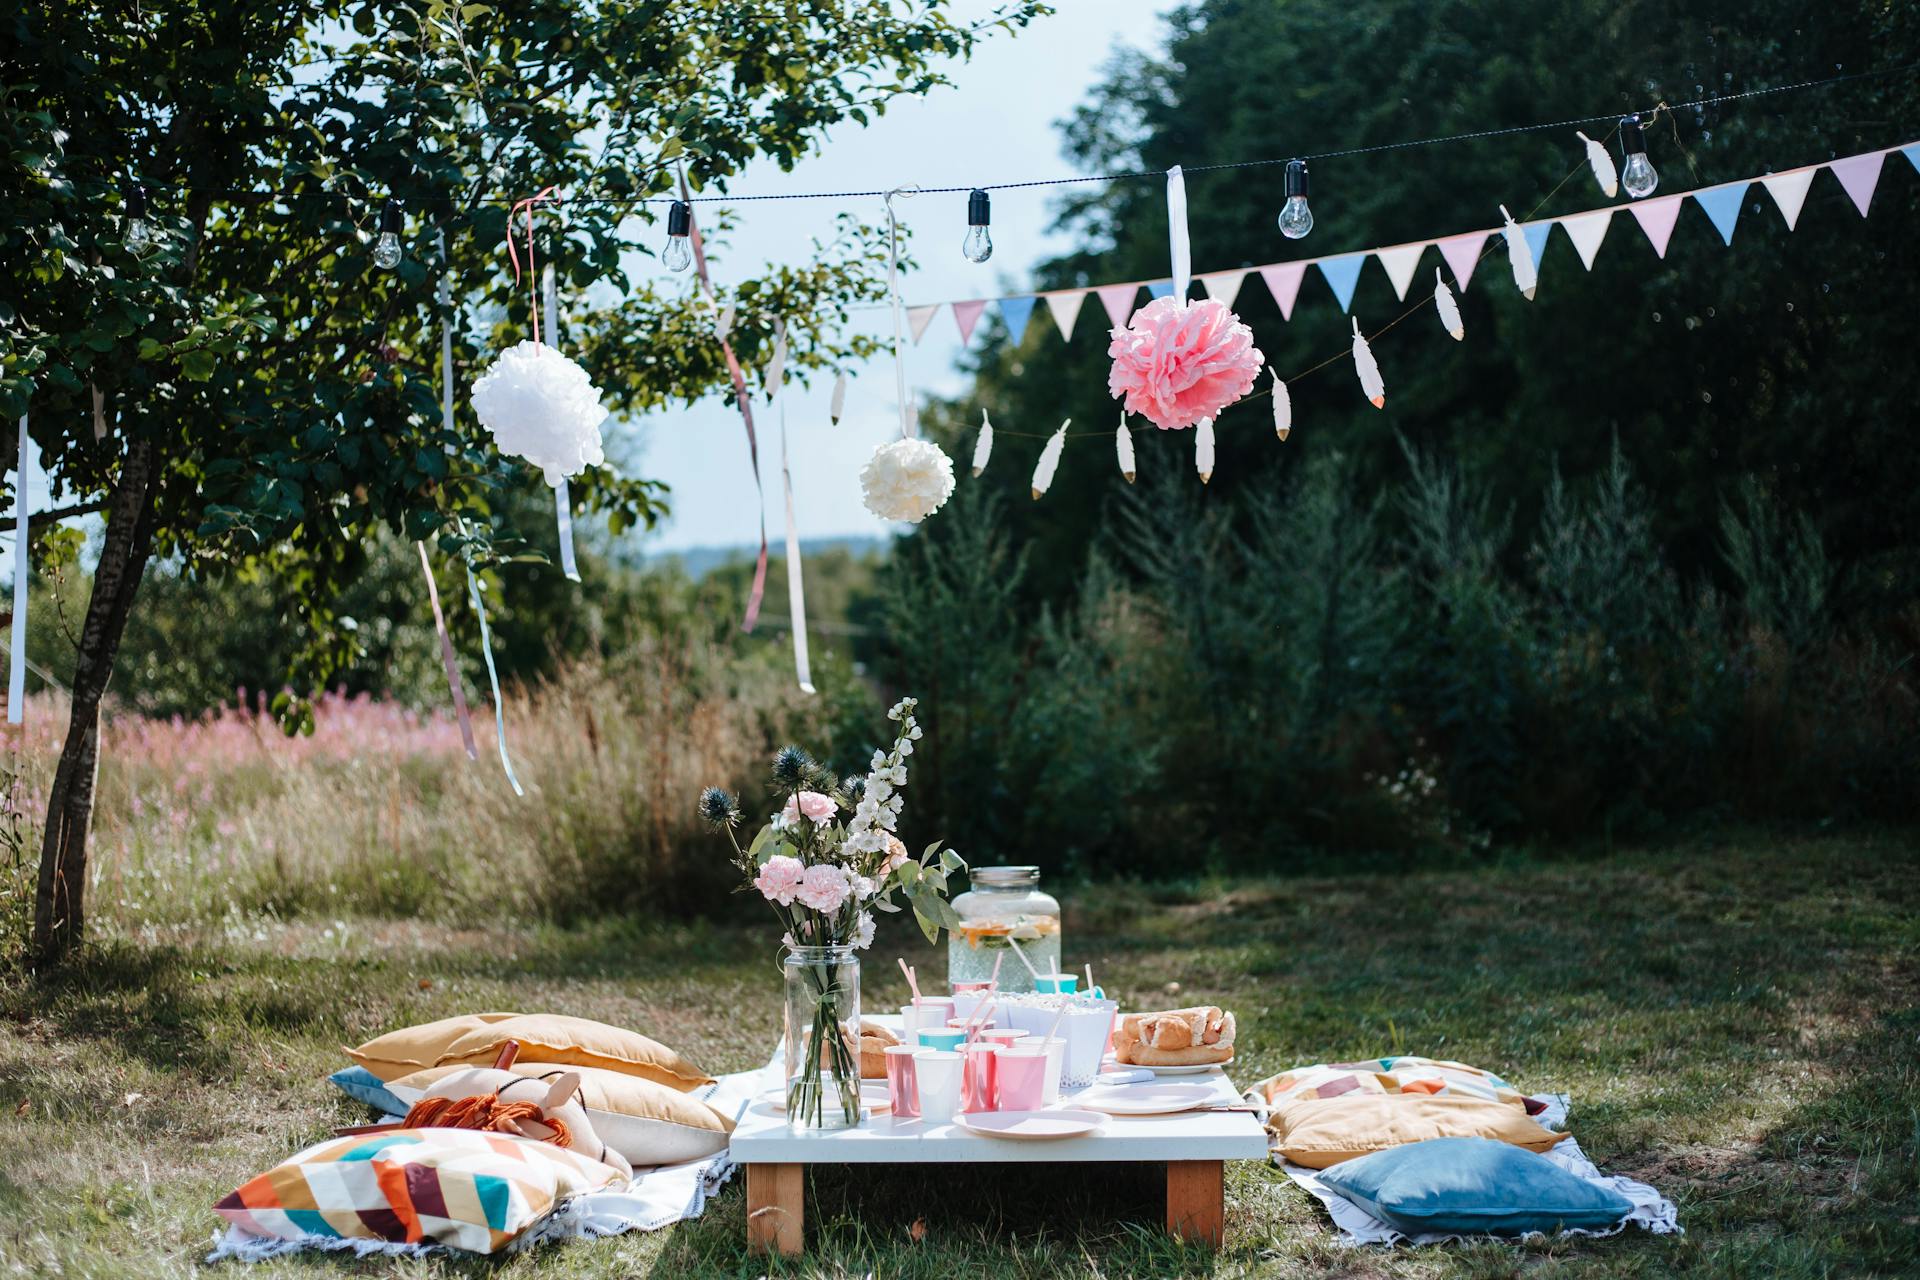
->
left=782, top=945, right=863, bottom=1132
left=948, top=866, right=1062, bottom=993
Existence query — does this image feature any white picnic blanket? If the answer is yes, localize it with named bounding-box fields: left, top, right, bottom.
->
left=1274, top=1094, right=1682, bottom=1246
left=206, top=1059, right=783, bottom=1264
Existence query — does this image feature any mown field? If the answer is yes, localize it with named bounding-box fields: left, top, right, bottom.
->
left=1, top=828, right=1914, bottom=1278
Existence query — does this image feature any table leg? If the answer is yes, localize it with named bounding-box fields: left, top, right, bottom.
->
left=745, top=1163, right=804, bottom=1256
left=1165, top=1160, right=1224, bottom=1247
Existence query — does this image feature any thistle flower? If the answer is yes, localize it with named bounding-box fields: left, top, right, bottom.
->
left=698, top=787, right=740, bottom=828
left=844, top=775, right=867, bottom=804
left=771, top=746, right=813, bottom=789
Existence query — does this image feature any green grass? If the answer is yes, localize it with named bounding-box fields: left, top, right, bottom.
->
left=1, top=828, right=1916, bottom=1278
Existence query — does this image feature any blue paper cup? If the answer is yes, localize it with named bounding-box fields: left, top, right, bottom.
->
left=916, top=1028, right=966, bottom=1052
left=1033, top=973, right=1079, bottom=995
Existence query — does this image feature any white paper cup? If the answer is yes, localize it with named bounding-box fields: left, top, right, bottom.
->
left=913, top=1050, right=963, bottom=1124
left=1028, top=1035, right=1067, bottom=1103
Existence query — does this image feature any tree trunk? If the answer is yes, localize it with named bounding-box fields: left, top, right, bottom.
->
left=30, top=435, right=161, bottom=967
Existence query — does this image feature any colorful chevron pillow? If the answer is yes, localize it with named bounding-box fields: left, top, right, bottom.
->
left=1254, top=1055, right=1548, bottom=1114
left=215, top=1128, right=623, bottom=1253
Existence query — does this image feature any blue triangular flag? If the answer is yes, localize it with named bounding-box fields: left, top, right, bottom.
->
left=1903, top=143, right=1920, bottom=175
left=997, top=296, right=1037, bottom=346
left=1145, top=280, right=1175, bottom=300
left=1694, top=182, right=1748, bottom=246
left=1317, top=254, right=1367, bottom=313
left=1522, top=222, right=1553, bottom=272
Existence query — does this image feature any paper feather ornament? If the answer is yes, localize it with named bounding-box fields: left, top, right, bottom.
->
left=972, top=409, right=994, bottom=477
left=1269, top=367, right=1291, bottom=441
left=1577, top=130, right=1619, bottom=197
left=1434, top=269, right=1465, bottom=341
left=1116, top=414, right=1136, bottom=483
left=1195, top=417, right=1216, bottom=484
left=715, top=301, right=735, bottom=342
left=1500, top=205, right=1537, bottom=301
left=1031, top=420, right=1069, bottom=499
left=764, top=318, right=787, bottom=397
left=829, top=371, right=848, bottom=424
left=1350, top=319, right=1385, bottom=409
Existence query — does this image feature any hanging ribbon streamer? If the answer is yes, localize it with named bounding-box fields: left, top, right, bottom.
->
left=1166, top=165, right=1191, bottom=301
left=541, top=263, right=580, bottom=582
left=437, top=230, right=455, bottom=446
left=883, top=187, right=919, bottom=439
left=465, top=560, right=525, bottom=797
left=779, top=410, right=815, bottom=696
left=417, top=543, right=479, bottom=760
left=8, top=415, right=26, bottom=725
left=505, top=186, right=559, bottom=345
left=681, top=170, right=767, bottom=632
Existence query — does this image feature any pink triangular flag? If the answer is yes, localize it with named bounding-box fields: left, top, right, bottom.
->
left=1258, top=263, right=1307, bottom=320
left=1559, top=210, right=1613, bottom=270
left=952, top=299, right=988, bottom=343
left=906, top=304, right=939, bottom=345
left=1435, top=232, right=1489, bottom=291
left=1043, top=290, right=1086, bottom=341
left=1374, top=244, right=1426, bottom=302
left=1200, top=269, right=1248, bottom=308
left=1760, top=170, right=1815, bottom=231
left=1829, top=151, right=1886, bottom=217
left=1096, top=284, right=1139, bottom=330
left=1629, top=196, right=1683, bottom=258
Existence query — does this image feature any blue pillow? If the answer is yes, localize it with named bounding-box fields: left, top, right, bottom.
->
left=327, top=1065, right=407, bottom=1116
left=1317, top=1136, right=1633, bottom=1236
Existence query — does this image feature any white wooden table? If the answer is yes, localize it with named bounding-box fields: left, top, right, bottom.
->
left=729, top=1055, right=1269, bottom=1255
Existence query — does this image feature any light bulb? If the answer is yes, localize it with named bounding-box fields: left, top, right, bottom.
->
left=374, top=198, right=404, bottom=270
left=1619, top=116, right=1659, bottom=198
left=962, top=188, right=992, bottom=263
left=123, top=181, right=152, bottom=253
left=664, top=199, right=693, bottom=271
left=1277, top=159, right=1312, bottom=239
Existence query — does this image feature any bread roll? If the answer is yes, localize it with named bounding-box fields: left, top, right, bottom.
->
left=856, top=1020, right=900, bottom=1079
left=1113, top=1007, right=1235, bottom=1067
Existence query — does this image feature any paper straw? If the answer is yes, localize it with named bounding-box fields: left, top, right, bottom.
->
left=1004, top=935, right=1043, bottom=982
left=988, top=953, right=1003, bottom=990
left=965, top=998, right=997, bottom=1045
left=1042, top=1001, right=1069, bottom=1047
left=1049, top=952, right=1060, bottom=977
left=1085, top=962, right=1095, bottom=993
left=899, top=957, right=921, bottom=1003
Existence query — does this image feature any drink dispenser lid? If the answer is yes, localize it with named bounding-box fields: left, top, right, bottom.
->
left=970, top=865, right=1040, bottom=888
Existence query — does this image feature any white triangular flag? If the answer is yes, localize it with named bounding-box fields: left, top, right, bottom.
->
left=715, top=301, right=735, bottom=342
left=1760, top=169, right=1815, bottom=231
left=1559, top=209, right=1613, bottom=270
left=1116, top=414, right=1136, bottom=483
left=1433, top=269, right=1464, bottom=341
left=1500, top=205, right=1536, bottom=301
left=972, top=409, right=994, bottom=477
left=1576, top=130, right=1619, bottom=197
left=829, top=371, right=848, bottom=424
left=906, top=304, right=939, bottom=344
left=1269, top=367, right=1291, bottom=440
left=1351, top=318, right=1385, bottom=409
left=1201, top=270, right=1249, bottom=308
left=1031, top=420, right=1069, bottom=500
left=1044, top=290, right=1086, bottom=341
left=1195, top=418, right=1215, bottom=485
left=1375, top=244, right=1425, bottom=302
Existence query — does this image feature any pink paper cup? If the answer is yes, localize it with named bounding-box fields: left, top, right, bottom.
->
left=960, top=1042, right=1000, bottom=1113
left=884, top=1045, right=920, bottom=1119
left=995, top=1048, right=1048, bottom=1111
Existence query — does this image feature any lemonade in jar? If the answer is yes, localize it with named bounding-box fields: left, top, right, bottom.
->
left=947, top=866, right=1061, bottom=992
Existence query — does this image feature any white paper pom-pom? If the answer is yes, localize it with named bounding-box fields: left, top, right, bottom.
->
left=471, top=340, right=608, bottom=486
left=859, top=437, right=956, bottom=524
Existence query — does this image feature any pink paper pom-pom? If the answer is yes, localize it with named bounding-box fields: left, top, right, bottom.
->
left=1106, top=297, right=1264, bottom=431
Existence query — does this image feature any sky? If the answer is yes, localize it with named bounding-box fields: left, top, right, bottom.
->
left=627, top=1, right=1173, bottom=552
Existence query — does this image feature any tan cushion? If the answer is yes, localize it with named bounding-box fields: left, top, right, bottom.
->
left=389, top=1063, right=734, bottom=1168
left=432, top=1014, right=714, bottom=1091
left=1268, top=1094, right=1570, bottom=1169
left=342, top=1012, right=521, bottom=1083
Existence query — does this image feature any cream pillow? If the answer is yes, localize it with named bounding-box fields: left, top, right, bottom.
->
left=432, top=1014, right=713, bottom=1091
left=343, top=1012, right=522, bottom=1083
left=1269, top=1094, right=1570, bottom=1169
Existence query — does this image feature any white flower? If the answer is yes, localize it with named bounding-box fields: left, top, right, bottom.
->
left=852, top=912, right=876, bottom=950
left=898, top=739, right=913, bottom=757
left=861, top=439, right=955, bottom=524
left=471, top=340, right=608, bottom=486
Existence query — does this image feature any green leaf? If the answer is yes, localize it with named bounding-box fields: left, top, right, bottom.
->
left=180, top=349, right=217, bottom=382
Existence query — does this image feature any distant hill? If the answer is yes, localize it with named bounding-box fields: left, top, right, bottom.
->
left=649, top=535, right=889, bottom=580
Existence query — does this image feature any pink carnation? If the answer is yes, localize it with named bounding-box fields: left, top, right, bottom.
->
left=780, top=790, right=838, bottom=827
left=884, top=835, right=911, bottom=873
left=754, top=854, right=806, bottom=906
left=796, top=863, right=852, bottom=914
left=1107, top=297, right=1263, bottom=430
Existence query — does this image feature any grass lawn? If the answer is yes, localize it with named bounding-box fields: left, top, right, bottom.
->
left=2, top=827, right=1915, bottom=1278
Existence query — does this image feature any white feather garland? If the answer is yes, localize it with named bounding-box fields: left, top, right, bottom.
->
left=1434, top=269, right=1465, bottom=341
left=765, top=317, right=788, bottom=398
left=1576, top=130, right=1619, bottom=197
left=715, top=301, right=735, bottom=342
left=830, top=371, right=848, bottom=424
left=1500, top=205, right=1537, bottom=301
left=972, top=409, right=994, bottom=477
left=1116, top=414, right=1136, bottom=483
left=1268, top=367, right=1291, bottom=441
left=1031, top=420, right=1069, bottom=499
left=1350, top=318, right=1385, bottom=410
left=1195, top=417, right=1216, bottom=484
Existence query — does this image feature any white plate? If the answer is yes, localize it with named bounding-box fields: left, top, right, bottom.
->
left=1075, top=1083, right=1218, bottom=1115
left=756, top=1080, right=892, bottom=1114
left=954, top=1109, right=1105, bottom=1140
left=1143, top=1060, right=1231, bottom=1076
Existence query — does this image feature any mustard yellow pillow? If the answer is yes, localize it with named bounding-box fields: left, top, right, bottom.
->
left=1269, top=1094, right=1570, bottom=1169
left=388, top=1063, right=734, bottom=1168
left=343, top=1012, right=522, bottom=1083
left=431, top=1014, right=714, bottom=1091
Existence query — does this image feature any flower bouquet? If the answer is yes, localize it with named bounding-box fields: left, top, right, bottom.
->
left=700, top=698, right=964, bottom=1130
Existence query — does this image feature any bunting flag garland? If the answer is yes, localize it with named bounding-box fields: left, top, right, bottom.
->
left=829, top=370, right=848, bottom=424
left=1830, top=151, right=1885, bottom=216
left=1375, top=244, right=1425, bottom=302
left=541, top=264, right=580, bottom=583
left=1145, top=281, right=1175, bottom=300
left=1436, top=231, right=1489, bottom=290
left=1433, top=270, right=1465, bottom=340
left=1202, top=269, right=1249, bottom=307
left=1760, top=170, right=1815, bottom=230
left=1500, top=206, right=1537, bottom=300
left=972, top=409, right=994, bottom=476
left=1629, top=194, right=1684, bottom=257
left=998, top=296, right=1036, bottom=346
left=1116, top=414, right=1136, bottom=482
left=1318, top=254, right=1368, bottom=313
left=1031, top=420, right=1068, bottom=499
left=778, top=409, right=814, bottom=696
left=1561, top=209, right=1613, bottom=269
left=1907, top=143, right=1920, bottom=174
left=1269, top=369, right=1292, bottom=440
left=1351, top=318, right=1385, bottom=409
left=1522, top=222, right=1553, bottom=276
left=1096, top=283, right=1138, bottom=329
left=907, top=304, right=939, bottom=344
left=1577, top=130, right=1619, bottom=197
left=952, top=299, right=988, bottom=343
left=1694, top=181, right=1749, bottom=246
left=1260, top=263, right=1308, bottom=319
left=1044, top=290, right=1085, bottom=340
left=1195, top=417, right=1216, bottom=484
left=7, top=414, right=26, bottom=725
